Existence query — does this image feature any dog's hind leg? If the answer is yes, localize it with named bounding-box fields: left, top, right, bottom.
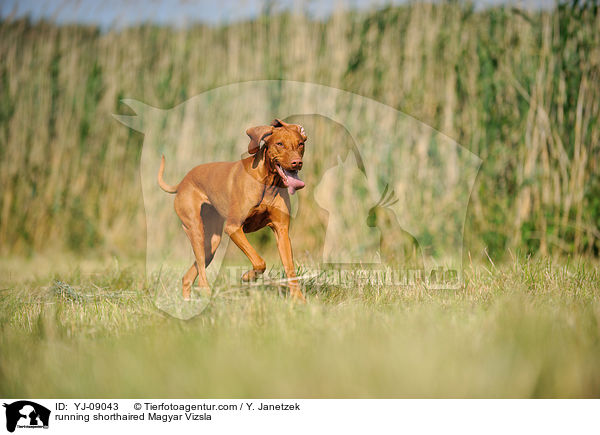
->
left=175, top=192, right=211, bottom=300
left=201, top=203, right=225, bottom=267
left=182, top=222, right=211, bottom=299
left=181, top=211, right=222, bottom=296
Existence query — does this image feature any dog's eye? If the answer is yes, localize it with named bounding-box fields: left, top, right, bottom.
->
left=276, top=142, right=283, bottom=147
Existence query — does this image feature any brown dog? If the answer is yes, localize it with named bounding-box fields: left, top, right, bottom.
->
left=157, top=118, right=307, bottom=302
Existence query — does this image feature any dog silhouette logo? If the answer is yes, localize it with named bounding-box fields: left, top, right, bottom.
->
left=3, top=401, right=50, bottom=433
left=114, top=80, right=481, bottom=318
left=314, top=152, right=380, bottom=264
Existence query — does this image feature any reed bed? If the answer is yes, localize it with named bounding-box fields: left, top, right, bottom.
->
left=0, top=3, right=598, bottom=261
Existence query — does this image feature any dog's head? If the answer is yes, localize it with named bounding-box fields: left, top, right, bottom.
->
left=246, top=118, right=307, bottom=195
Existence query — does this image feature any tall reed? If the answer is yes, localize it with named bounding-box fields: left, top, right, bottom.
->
left=0, top=3, right=598, bottom=259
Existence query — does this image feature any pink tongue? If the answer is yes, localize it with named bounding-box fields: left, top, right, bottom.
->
left=284, top=169, right=305, bottom=195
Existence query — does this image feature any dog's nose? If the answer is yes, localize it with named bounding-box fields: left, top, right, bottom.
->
left=290, top=159, right=303, bottom=170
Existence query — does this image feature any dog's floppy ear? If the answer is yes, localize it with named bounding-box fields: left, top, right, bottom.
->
left=272, top=118, right=307, bottom=141
left=246, top=125, right=274, bottom=154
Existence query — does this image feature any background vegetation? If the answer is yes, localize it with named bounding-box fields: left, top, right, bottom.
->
left=1, top=2, right=599, bottom=260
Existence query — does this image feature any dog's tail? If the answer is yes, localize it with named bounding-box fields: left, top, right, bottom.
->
left=157, top=155, right=178, bottom=193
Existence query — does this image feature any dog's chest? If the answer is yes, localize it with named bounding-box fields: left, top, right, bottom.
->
left=242, top=187, right=288, bottom=233
left=242, top=207, right=270, bottom=233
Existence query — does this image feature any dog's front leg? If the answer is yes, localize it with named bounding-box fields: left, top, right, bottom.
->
left=225, top=225, right=267, bottom=281
left=270, top=223, right=305, bottom=303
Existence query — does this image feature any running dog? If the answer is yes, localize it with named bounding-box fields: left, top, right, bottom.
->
left=158, top=118, right=307, bottom=302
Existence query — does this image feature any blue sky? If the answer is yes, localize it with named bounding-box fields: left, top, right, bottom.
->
left=0, top=0, right=556, bottom=29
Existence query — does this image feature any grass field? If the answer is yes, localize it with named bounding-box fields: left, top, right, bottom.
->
left=1, top=256, right=599, bottom=398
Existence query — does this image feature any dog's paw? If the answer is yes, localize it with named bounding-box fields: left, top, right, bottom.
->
left=241, top=269, right=265, bottom=282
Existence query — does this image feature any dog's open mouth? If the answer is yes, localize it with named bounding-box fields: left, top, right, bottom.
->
left=275, top=163, right=305, bottom=195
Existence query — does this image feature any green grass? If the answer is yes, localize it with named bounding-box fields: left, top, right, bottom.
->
left=1, top=257, right=599, bottom=398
